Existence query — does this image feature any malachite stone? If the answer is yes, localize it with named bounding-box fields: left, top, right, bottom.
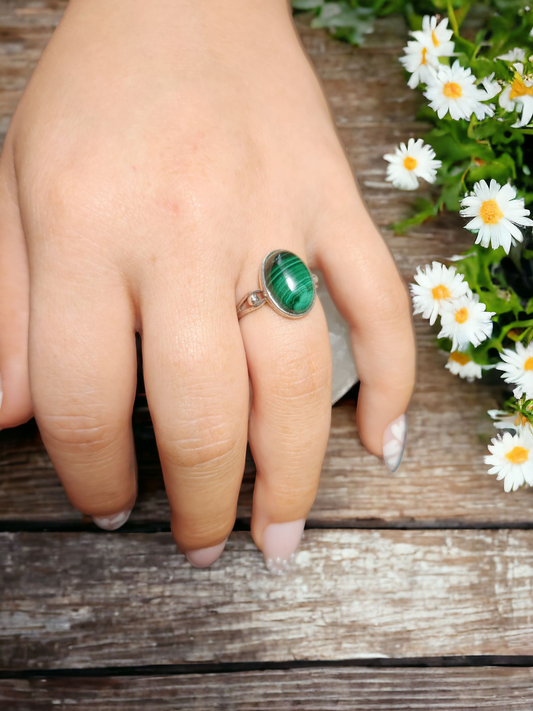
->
left=263, top=250, right=315, bottom=316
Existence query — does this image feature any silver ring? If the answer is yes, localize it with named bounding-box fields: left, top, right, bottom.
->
left=236, top=249, right=319, bottom=320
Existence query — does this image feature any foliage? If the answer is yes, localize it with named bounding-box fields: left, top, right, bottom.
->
left=297, top=0, right=533, bottom=488
left=294, top=0, right=533, bottom=362
left=291, top=0, right=532, bottom=45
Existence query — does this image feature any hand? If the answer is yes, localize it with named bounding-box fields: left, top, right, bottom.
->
left=0, top=0, right=416, bottom=570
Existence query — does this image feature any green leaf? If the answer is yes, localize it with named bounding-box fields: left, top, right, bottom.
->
left=310, top=2, right=376, bottom=45
left=441, top=177, right=464, bottom=211
left=392, top=197, right=440, bottom=234
left=469, top=154, right=517, bottom=184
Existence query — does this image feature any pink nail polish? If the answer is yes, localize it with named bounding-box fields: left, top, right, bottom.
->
left=185, top=539, right=227, bottom=568
left=92, top=508, right=132, bottom=531
left=382, top=413, right=407, bottom=473
left=262, top=519, right=305, bottom=575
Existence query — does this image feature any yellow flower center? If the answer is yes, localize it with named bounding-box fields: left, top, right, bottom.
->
left=515, top=414, right=530, bottom=427
left=403, top=156, right=418, bottom=171
left=510, top=73, right=533, bottom=100
left=432, top=29, right=440, bottom=48
left=431, top=284, right=451, bottom=300
left=443, top=82, right=463, bottom=99
left=420, top=47, right=428, bottom=65
left=505, top=446, right=529, bottom=465
left=450, top=351, right=471, bottom=365
left=524, top=356, right=533, bottom=371
left=479, top=199, right=503, bottom=225
left=455, top=307, right=469, bottom=324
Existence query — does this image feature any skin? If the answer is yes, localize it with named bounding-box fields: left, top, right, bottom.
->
left=0, top=0, right=416, bottom=561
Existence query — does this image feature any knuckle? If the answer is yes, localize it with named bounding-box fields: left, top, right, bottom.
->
left=373, top=280, right=412, bottom=325
left=271, top=343, right=332, bottom=404
left=38, top=412, right=120, bottom=453
left=159, top=413, right=244, bottom=472
left=172, top=516, right=231, bottom=551
left=260, top=470, right=320, bottom=517
left=69, top=488, right=132, bottom=518
left=374, top=373, right=414, bottom=398
left=36, top=162, right=99, bottom=219
left=143, top=176, right=209, bottom=232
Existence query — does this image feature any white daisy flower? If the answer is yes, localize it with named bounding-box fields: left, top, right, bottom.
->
left=489, top=408, right=533, bottom=432
left=438, top=293, right=495, bottom=351
left=460, top=179, right=533, bottom=253
left=488, top=409, right=521, bottom=432
left=447, top=252, right=476, bottom=262
left=424, top=61, right=494, bottom=120
left=499, top=63, right=533, bottom=128
left=383, top=138, right=442, bottom=190
left=412, top=16, right=455, bottom=58
left=445, top=351, right=483, bottom=381
left=497, top=48, right=526, bottom=63
left=399, top=39, right=440, bottom=89
left=496, top=341, right=533, bottom=399
left=485, top=426, right=533, bottom=492
left=410, top=261, right=471, bottom=325
left=479, top=73, right=501, bottom=101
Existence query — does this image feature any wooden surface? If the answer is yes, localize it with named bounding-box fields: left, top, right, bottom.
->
left=2, top=668, right=533, bottom=710
left=2, top=529, right=533, bottom=669
left=1, top=0, right=532, bottom=708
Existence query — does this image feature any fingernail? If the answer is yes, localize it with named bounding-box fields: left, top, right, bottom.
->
left=0, top=372, right=3, bottom=410
left=382, top=413, right=407, bottom=473
left=92, top=508, right=132, bottom=531
left=185, top=539, right=228, bottom=568
left=262, top=519, right=305, bottom=575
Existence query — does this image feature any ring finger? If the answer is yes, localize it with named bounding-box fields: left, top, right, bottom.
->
left=239, top=248, right=332, bottom=574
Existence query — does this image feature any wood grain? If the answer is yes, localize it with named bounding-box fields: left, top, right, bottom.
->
left=1, top=0, right=533, bottom=694
left=2, top=667, right=533, bottom=710
left=0, top=2, right=526, bottom=527
left=2, top=529, right=533, bottom=669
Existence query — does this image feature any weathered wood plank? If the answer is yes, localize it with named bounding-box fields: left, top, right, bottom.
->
left=2, top=530, right=533, bottom=669
left=2, top=667, right=533, bottom=710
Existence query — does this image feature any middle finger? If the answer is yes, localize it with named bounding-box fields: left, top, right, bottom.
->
left=140, top=270, right=249, bottom=567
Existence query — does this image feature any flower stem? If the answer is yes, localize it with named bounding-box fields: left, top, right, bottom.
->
left=447, top=0, right=460, bottom=36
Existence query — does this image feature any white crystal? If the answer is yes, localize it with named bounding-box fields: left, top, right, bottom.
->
left=314, top=268, right=358, bottom=405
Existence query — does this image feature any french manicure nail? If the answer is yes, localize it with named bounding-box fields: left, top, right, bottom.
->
left=382, top=413, right=407, bottom=473
left=92, top=508, right=132, bottom=531
left=262, top=518, right=305, bottom=575
left=185, top=539, right=228, bottom=568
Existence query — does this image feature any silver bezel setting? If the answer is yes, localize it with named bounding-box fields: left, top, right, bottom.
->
left=236, top=249, right=318, bottom=320
left=259, top=249, right=317, bottom=319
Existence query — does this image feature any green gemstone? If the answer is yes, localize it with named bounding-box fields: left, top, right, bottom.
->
left=263, top=250, right=315, bottom=316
